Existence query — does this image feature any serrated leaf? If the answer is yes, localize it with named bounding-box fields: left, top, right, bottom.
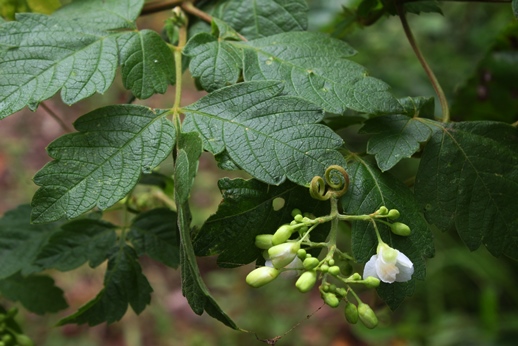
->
left=360, top=114, right=436, bottom=171
left=183, top=81, right=346, bottom=185
left=117, top=30, right=175, bottom=99
left=194, top=178, right=330, bottom=268
left=341, top=156, right=434, bottom=309
left=0, top=272, right=67, bottom=314
left=31, top=105, right=175, bottom=223
left=174, top=132, right=203, bottom=204
left=34, top=219, right=117, bottom=271
left=212, top=0, right=308, bottom=40
left=58, top=245, right=153, bottom=326
left=51, top=0, right=142, bottom=30
left=0, top=0, right=174, bottom=119
left=176, top=187, right=238, bottom=329
left=398, top=96, right=435, bottom=119
left=242, top=32, right=402, bottom=115
left=0, top=205, right=59, bottom=279
left=415, top=121, right=518, bottom=259
left=183, top=32, right=243, bottom=92
left=129, top=208, right=180, bottom=268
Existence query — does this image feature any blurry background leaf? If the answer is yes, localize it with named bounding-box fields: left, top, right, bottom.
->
left=58, top=245, right=153, bottom=326
left=129, top=208, right=180, bottom=268
left=31, top=105, right=175, bottom=223
left=34, top=219, right=117, bottom=271
left=0, top=273, right=67, bottom=314
left=451, top=22, right=518, bottom=123
left=0, top=205, right=59, bottom=279
left=415, top=121, right=518, bottom=259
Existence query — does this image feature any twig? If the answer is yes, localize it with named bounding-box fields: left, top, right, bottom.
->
left=140, top=0, right=184, bottom=16
left=396, top=2, right=450, bottom=123
left=40, top=102, right=73, bottom=132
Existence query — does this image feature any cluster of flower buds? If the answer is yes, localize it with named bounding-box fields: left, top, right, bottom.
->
left=246, top=166, right=416, bottom=330
left=0, top=308, right=33, bottom=346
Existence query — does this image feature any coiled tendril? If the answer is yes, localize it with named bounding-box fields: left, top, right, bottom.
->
left=309, top=165, right=350, bottom=201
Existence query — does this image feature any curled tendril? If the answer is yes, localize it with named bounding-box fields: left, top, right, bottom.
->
left=310, top=176, right=328, bottom=200
left=309, top=165, right=350, bottom=201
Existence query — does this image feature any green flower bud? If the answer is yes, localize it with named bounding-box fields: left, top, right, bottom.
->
left=363, top=276, right=381, bottom=288
left=358, top=303, right=378, bottom=329
left=255, top=234, right=274, bottom=250
left=322, top=284, right=330, bottom=292
left=335, top=287, right=347, bottom=297
left=320, top=264, right=329, bottom=273
left=272, top=225, right=295, bottom=245
left=378, top=206, right=388, bottom=215
left=344, top=302, right=359, bottom=324
left=291, top=208, right=302, bottom=218
left=295, top=270, right=317, bottom=293
left=297, top=248, right=307, bottom=259
left=303, top=257, right=320, bottom=270
left=328, top=265, right=341, bottom=276
left=387, top=209, right=400, bottom=220
left=246, top=266, right=280, bottom=288
left=294, top=214, right=303, bottom=223
left=268, top=242, right=300, bottom=268
left=391, top=222, right=411, bottom=236
left=329, top=284, right=337, bottom=292
left=299, top=226, right=308, bottom=233
left=328, top=259, right=335, bottom=266
left=323, top=292, right=340, bottom=308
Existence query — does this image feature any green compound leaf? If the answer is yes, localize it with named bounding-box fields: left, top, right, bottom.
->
left=51, top=0, right=142, bottom=30
left=31, top=105, right=175, bottom=223
left=212, top=0, right=308, bottom=40
left=242, top=32, right=402, bottom=115
left=183, top=81, right=346, bottom=186
left=415, top=121, right=518, bottom=259
left=129, top=208, right=180, bottom=269
left=0, top=205, right=59, bottom=280
left=117, top=30, right=175, bottom=99
left=0, top=0, right=173, bottom=119
left=183, top=32, right=243, bottom=92
left=0, top=272, right=67, bottom=314
left=360, top=114, right=436, bottom=171
left=34, top=219, right=117, bottom=271
left=58, top=245, right=153, bottom=326
left=193, top=178, right=330, bottom=268
left=341, top=156, right=434, bottom=309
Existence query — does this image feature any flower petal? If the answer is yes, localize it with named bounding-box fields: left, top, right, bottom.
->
left=395, top=261, right=414, bottom=282
left=396, top=252, right=413, bottom=268
left=363, top=255, right=379, bottom=279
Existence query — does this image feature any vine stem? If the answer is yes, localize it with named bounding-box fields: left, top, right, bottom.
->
left=396, top=2, right=450, bottom=123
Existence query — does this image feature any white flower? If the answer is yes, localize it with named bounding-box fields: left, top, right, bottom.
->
left=267, top=242, right=300, bottom=269
left=363, top=243, right=414, bottom=283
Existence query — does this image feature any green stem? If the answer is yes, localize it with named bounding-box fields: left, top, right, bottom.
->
left=370, top=219, right=384, bottom=245
left=396, top=2, right=450, bottom=123
left=172, top=12, right=188, bottom=133
left=40, top=102, right=72, bottom=132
